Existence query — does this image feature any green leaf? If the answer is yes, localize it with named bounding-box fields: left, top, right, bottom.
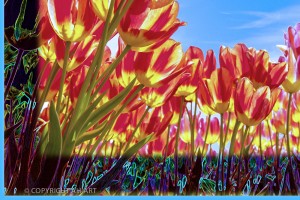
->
left=68, top=92, right=107, bottom=138
left=14, top=0, right=27, bottom=41
left=81, top=78, right=136, bottom=133
left=75, top=121, right=107, bottom=145
left=44, top=101, right=62, bottom=156
left=4, top=43, right=17, bottom=66
left=22, top=50, right=38, bottom=74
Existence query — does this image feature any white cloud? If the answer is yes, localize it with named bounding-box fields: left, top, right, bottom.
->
left=231, top=5, right=300, bottom=29
left=225, top=5, right=300, bottom=61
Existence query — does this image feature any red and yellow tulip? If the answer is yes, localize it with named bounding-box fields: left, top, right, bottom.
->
left=47, top=0, right=97, bottom=42
left=134, top=39, right=187, bottom=87
left=54, top=35, right=97, bottom=71
left=249, top=49, right=287, bottom=89
left=175, top=46, right=203, bottom=97
left=234, top=77, right=280, bottom=126
left=118, top=0, right=185, bottom=51
left=198, top=68, right=233, bottom=114
left=279, top=23, right=300, bottom=93
left=219, top=43, right=251, bottom=80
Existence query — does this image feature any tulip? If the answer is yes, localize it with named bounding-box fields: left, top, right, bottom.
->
left=234, top=77, right=280, bottom=126
left=252, top=132, right=273, bottom=156
left=272, top=89, right=288, bottom=112
left=38, top=37, right=57, bottom=63
left=118, top=0, right=185, bottom=51
left=69, top=65, right=89, bottom=107
left=198, top=68, right=233, bottom=114
left=279, top=23, right=300, bottom=93
left=203, top=49, right=216, bottom=79
left=5, top=0, right=54, bottom=50
left=178, top=111, right=201, bottom=146
left=110, top=113, right=135, bottom=145
left=271, top=109, right=289, bottom=134
left=162, top=96, right=183, bottom=125
left=90, top=0, right=113, bottom=21
left=196, top=50, right=217, bottom=115
left=179, top=111, right=192, bottom=144
left=141, top=74, right=188, bottom=108
left=200, top=117, right=220, bottom=145
left=115, top=37, right=138, bottom=88
left=175, top=46, right=203, bottom=97
left=54, top=35, right=97, bottom=71
left=149, top=0, right=174, bottom=8
left=249, top=50, right=287, bottom=89
left=219, top=43, right=251, bottom=80
left=143, top=128, right=175, bottom=157
left=278, top=23, right=300, bottom=192
left=47, top=0, right=97, bottom=42
left=292, top=92, right=300, bottom=123
left=137, top=106, right=173, bottom=141
left=134, top=39, right=187, bottom=87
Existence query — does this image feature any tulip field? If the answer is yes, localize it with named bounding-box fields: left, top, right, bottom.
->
left=4, top=0, right=300, bottom=196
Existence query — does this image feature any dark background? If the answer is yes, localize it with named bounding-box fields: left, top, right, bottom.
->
left=5, top=0, right=39, bottom=89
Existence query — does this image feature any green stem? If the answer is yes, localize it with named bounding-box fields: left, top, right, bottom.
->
left=275, top=131, right=280, bottom=189
left=90, top=45, right=131, bottom=101
left=267, top=121, right=274, bottom=151
left=191, top=95, right=197, bottom=159
left=159, top=125, right=171, bottom=195
left=66, top=0, right=117, bottom=136
left=222, top=112, right=231, bottom=152
left=225, top=119, right=241, bottom=194
left=174, top=96, right=184, bottom=195
left=202, top=115, right=211, bottom=156
left=221, top=112, right=231, bottom=193
left=107, top=0, right=134, bottom=37
left=36, top=61, right=60, bottom=114
left=286, top=92, right=292, bottom=160
left=216, top=113, right=224, bottom=195
left=85, top=84, right=144, bottom=155
left=86, top=0, right=116, bottom=97
left=124, top=106, right=150, bottom=151
left=285, top=92, right=297, bottom=194
left=236, top=125, right=249, bottom=193
left=259, top=123, right=263, bottom=169
left=67, top=42, right=130, bottom=140
left=56, top=41, right=71, bottom=112
left=70, top=82, right=142, bottom=157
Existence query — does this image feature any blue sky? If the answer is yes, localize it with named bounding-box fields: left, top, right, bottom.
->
left=173, top=0, right=300, bottom=61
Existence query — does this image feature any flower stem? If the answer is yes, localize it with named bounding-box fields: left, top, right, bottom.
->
left=174, top=96, right=184, bottom=195
left=159, top=125, right=171, bottom=195
left=222, top=112, right=231, bottom=151
left=236, top=125, right=249, bottom=193
left=124, top=106, right=150, bottom=151
left=286, top=92, right=292, bottom=160
left=36, top=61, right=59, bottom=114
left=225, top=119, right=241, bottom=194
left=90, top=45, right=131, bottom=101
left=67, top=0, right=117, bottom=135
left=107, top=0, right=134, bottom=37
left=56, top=41, right=71, bottom=112
left=216, top=113, right=224, bottom=195
left=191, top=95, right=198, bottom=159
left=202, top=115, right=211, bottom=156
left=285, top=92, right=297, bottom=194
